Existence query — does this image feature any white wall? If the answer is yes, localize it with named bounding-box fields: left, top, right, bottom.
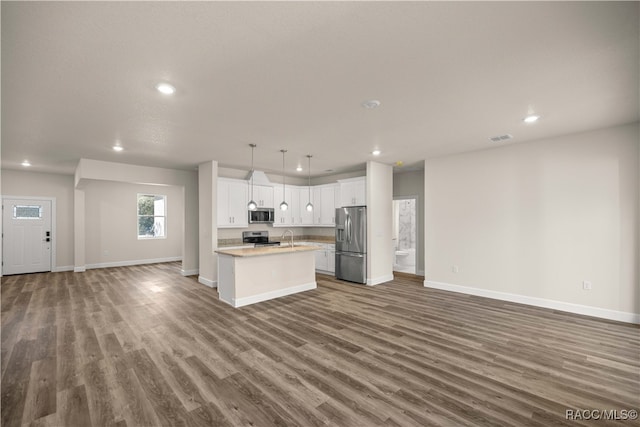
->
left=393, top=168, right=425, bottom=275
left=83, top=180, right=183, bottom=267
left=424, top=123, right=639, bottom=322
left=75, top=159, right=198, bottom=275
left=366, top=161, right=394, bottom=285
left=2, top=169, right=75, bottom=270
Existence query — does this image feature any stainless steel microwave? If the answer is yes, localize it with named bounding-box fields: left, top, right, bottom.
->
left=248, top=208, right=274, bottom=224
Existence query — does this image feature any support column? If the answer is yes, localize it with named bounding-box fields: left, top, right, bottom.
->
left=197, top=161, right=218, bottom=286
left=73, top=188, right=86, bottom=272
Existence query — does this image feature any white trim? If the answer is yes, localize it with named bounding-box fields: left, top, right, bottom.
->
left=53, top=265, right=74, bottom=272
left=367, top=274, right=394, bottom=286
left=2, top=195, right=57, bottom=274
left=181, top=268, right=199, bottom=276
left=74, top=266, right=86, bottom=273
left=220, top=281, right=317, bottom=308
left=424, top=280, right=640, bottom=325
left=85, top=256, right=181, bottom=270
left=198, top=276, right=217, bottom=288
left=416, top=269, right=425, bottom=276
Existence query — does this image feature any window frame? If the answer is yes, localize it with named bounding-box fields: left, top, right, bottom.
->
left=137, top=193, right=167, bottom=240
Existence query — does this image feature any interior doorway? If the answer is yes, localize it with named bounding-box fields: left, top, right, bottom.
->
left=392, top=197, right=417, bottom=274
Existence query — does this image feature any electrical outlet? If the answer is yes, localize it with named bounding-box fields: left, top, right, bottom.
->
left=582, top=281, right=592, bottom=290
left=452, top=265, right=459, bottom=273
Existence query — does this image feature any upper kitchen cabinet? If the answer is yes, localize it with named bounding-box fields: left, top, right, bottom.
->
left=218, top=178, right=249, bottom=228
left=298, top=187, right=314, bottom=226
left=313, top=183, right=339, bottom=226
left=273, top=185, right=292, bottom=226
left=250, top=184, right=274, bottom=208
left=339, top=177, right=366, bottom=207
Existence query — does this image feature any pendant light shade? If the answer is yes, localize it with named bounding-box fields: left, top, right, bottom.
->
left=279, top=149, right=288, bottom=211
left=305, top=155, right=313, bottom=212
left=247, top=144, right=257, bottom=211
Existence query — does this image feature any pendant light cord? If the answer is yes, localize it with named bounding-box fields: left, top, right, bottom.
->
left=307, top=155, right=312, bottom=198
left=250, top=144, right=255, bottom=200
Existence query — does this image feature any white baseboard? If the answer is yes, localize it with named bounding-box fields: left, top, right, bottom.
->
left=221, top=281, right=317, bottom=308
left=74, top=266, right=86, bottom=273
left=367, top=274, right=394, bottom=286
left=53, top=265, right=74, bottom=272
left=198, top=276, right=217, bottom=288
left=424, top=280, right=640, bottom=325
left=85, top=256, right=182, bottom=270
left=181, top=269, right=199, bottom=276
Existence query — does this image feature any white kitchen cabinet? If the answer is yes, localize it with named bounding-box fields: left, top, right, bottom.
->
left=314, top=243, right=335, bottom=274
left=314, top=248, right=328, bottom=271
left=290, top=187, right=301, bottom=225
left=327, top=248, right=335, bottom=273
left=339, top=177, right=366, bottom=207
left=275, top=186, right=315, bottom=227
left=312, top=184, right=338, bottom=226
left=298, top=187, right=314, bottom=225
left=218, top=178, right=249, bottom=228
left=249, top=185, right=273, bottom=208
left=273, top=186, right=292, bottom=226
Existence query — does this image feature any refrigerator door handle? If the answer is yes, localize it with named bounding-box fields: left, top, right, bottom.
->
left=335, top=252, right=365, bottom=258
left=346, top=214, right=352, bottom=244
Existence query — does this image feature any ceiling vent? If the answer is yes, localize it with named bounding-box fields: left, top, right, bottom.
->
left=488, top=134, right=513, bottom=143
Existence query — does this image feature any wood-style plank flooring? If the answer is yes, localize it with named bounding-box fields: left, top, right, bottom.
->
left=1, top=263, right=639, bottom=426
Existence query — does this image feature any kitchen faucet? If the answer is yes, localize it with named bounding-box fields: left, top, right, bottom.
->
left=281, top=230, right=294, bottom=248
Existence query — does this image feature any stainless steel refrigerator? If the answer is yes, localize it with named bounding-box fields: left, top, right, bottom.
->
left=335, top=206, right=367, bottom=284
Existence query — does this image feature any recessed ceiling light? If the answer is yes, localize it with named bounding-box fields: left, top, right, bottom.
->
left=361, top=99, right=381, bottom=109
left=113, top=145, right=124, bottom=152
left=21, top=160, right=31, bottom=167
left=372, top=150, right=381, bottom=156
left=523, top=114, right=540, bottom=123
left=296, top=166, right=303, bottom=172
left=156, top=83, right=176, bottom=95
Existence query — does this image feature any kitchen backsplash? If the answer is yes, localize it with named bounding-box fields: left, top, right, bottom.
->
left=217, top=225, right=334, bottom=247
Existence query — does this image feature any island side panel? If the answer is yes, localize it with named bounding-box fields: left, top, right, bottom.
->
left=218, top=254, right=236, bottom=305
left=233, top=251, right=317, bottom=307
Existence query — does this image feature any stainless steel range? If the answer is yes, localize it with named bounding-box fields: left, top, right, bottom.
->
left=242, top=230, right=280, bottom=247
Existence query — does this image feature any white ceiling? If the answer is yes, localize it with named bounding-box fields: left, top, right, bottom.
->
left=2, top=1, right=638, bottom=177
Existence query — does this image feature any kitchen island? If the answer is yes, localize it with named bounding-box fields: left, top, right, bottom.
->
left=215, top=245, right=321, bottom=308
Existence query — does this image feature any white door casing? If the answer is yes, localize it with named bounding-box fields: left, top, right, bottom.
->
left=2, top=198, right=53, bottom=275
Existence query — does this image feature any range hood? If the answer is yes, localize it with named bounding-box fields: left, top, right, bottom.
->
left=246, top=170, right=272, bottom=185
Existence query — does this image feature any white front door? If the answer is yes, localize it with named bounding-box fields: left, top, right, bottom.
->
left=2, top=198, right=52, bottom=275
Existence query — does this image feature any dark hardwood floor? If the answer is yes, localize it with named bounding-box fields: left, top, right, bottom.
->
left=1, top=262, right=639, bottom=426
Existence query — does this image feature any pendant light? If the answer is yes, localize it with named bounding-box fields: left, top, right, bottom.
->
left=247, top=144, right=257, bottom=211
left=305, top=155, right=313, bottom=212
left=279, top=149, right=288, bottom=211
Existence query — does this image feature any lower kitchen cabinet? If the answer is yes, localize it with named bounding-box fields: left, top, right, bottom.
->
left=327, top=248, right=335, bottom=273
left=307, top=242, right=335, bottom=274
